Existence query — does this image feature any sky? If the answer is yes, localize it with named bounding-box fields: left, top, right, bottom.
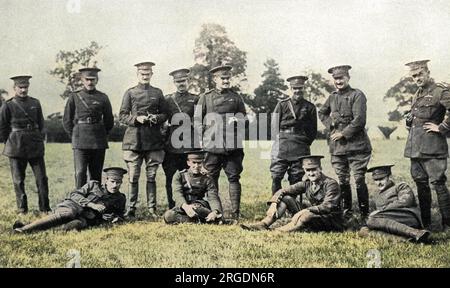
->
left=1, top=0, right=450, bottom=132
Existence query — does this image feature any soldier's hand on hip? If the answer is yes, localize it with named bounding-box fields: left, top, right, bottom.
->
left=423, top=122, right=440, bottom=133
left=182, top=203, right=197, bottom=218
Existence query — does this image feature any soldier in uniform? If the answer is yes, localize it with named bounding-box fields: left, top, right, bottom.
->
left=0, top=89, right=8, bottom=108
left=403, top=60, right=450, bottom=230
left=0, top=76, right=50, bottom=214
left=241, top=155, right=343, bottom=232
left=63, top=67, right=114, bottom=189
left=270, top=75, right=317, bottom=194
left=162, top=68, right=199, bottom=209
left=318, top=65, right=372, bottom=224
left=119, top=62, right=170, bottom=218
left=358, top=165, right=430, bottom=243
left=194, top=65, right=247, bottom=220
left=12, top=167, right=127, bottom=233
left=163, top=151, right=223, bottom=224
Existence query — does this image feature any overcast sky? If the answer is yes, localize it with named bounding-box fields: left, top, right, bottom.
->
left=1, top=0, right=450, bottom=129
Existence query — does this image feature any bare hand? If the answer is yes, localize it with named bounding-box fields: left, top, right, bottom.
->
left=136, top=115, right=148, bottom=124
left=182, top=203, right=197, bottom=218
left=88, top=203, right=106, bottom=213
left=330, top=132, right=344, bottom=141
left=205, top=210, right=222, bottom=222
left=423, top=122, right=440, bottom=133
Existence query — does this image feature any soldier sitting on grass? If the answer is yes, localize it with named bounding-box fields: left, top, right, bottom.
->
left=358, top=165, right=430, bottom=243
left=241, top=155, right=344, bottom=232
left=12, top=167, right=127, bottom=233
left=163, top=151, right=224, bottom=224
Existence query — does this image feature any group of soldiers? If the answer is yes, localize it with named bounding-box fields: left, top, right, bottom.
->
left=1, top=59, right=449, bottom=243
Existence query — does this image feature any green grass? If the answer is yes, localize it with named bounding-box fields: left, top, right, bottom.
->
left=0, top=140, right=449, bottom=267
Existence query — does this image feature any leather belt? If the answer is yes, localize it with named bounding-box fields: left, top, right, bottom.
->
left=76, top=117, right=101, bottom=124
left=11, top=124, right=39, bottom=132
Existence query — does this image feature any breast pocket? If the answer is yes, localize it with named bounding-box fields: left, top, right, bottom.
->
left=416, top=96, right=439, bottom=119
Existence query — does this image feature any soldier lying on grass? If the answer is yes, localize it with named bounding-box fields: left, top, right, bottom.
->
left=12, top=167, right=127, bottom=233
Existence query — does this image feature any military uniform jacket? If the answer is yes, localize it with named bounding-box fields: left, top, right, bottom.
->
left=194, top=88, right=247, bottom=154
left=172, top=169, right=222, bottom=213
left=271, top=173, right=342, bottom=215
left=0, top=96, right=45, bottom=159
left=404, top=80, right=450, bottom=159
left=119, top=83, right=170, bottom=151
left=63, top=88, right=114, bottom=149
left=370, top=181, right=421, bottom=223
left=165, top=91, right=199, bottom=153
left=318, top=86, right=372, bottom=155
left=58, top=180, right=126, bottom=222
left=271, top=97, right=317, bottom=161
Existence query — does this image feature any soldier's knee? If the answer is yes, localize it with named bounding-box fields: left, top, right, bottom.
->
left=227, top=175, right=241, bottom=183
left=163, top=210, right=178, bottom=224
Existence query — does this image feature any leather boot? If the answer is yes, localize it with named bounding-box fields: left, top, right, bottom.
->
left=416, top=182, right=432, bottom=228
left=356, top=182, right=369, bottom=225
left=340, top=184, right=353, bottom=217
left=229, top=181, right=242, bottom=220
left=271, top=178, right=282, bottom=195
left=368, top=217, right=430, bottom=243
left=15, top=213, right=67, bottom=233
left=433, top=184, right=450, bottom=227
left=146, top=181, right=157, bottom=210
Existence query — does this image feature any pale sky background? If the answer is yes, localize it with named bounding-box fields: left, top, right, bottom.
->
left=1, top=0, right=450, bottom=136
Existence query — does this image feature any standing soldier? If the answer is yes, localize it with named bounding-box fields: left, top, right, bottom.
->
left=270, top=75, right=317, bottom=194
left=63, top=67, right=114, bottom=189
left=163, top=151, right=223, bottom=224
left=318, top=65, right=372, bottom=224
left=404, top=60, right=450, bottom=230
left=0, top=76, right=50, bottom=214
left=194, top=65, right=247, bottom=221
left=162, top=68, right=199, bottom=209
left=119, top=62, right=170, bottom=218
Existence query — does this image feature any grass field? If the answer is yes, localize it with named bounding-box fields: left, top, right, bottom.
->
left=0, top=139, right=449, bottom=268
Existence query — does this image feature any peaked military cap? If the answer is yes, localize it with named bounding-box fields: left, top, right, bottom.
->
left=169, top=68, right=190, bottom=81
left=209, top=65, right=232, bottom=76
left=135, top=61, right=155, bottom=72
left=299, top=155, right=324, bottom=169
left=286, top=75, right=308, bottom=88
left=10, top=75, right=32, bottom=86
left=367, top=164, right=394, bottom=180
left=185, top=150, right=205, bottom=160
left=328, top=65, right=352, bottom=78
left=405, top=60, right=430, bottom=73
left=79, top=67, right=101, bottom=79
left=103, top=167, right=127, bottom=180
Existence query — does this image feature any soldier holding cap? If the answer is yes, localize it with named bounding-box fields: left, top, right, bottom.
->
left=162, top=68, right=199, bottom=209
left=358, top=164, right=430, bottom=243
left=163, top=151, right=223, bottom=224
left=318, top=65, right=372, bottom=224
left=13, top=167, right=127, bottom=233
left=119, top=61, right=170, bottom=218
left=241, top=155, right=344, bottom=232
left=0, top=75, right=50, bottom=214
left=63, top=67, right=114, bottom=189
left=403, top=60, right=450, bottom=230
left=270, top=75, right=317, bottom=194
left=194, top=65, right=247, bottom=220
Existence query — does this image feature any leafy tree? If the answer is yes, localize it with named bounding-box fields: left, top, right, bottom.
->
left=190, top=23, right=247, bottom=94
left=383, top=77, right=417, bottom=121
left=303, top=70, right=335, bottom=107
left=48, top=41, right=103, bottom=99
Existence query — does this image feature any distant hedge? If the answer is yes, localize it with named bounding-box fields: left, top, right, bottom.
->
left=44, top=119, right=126, bottom=143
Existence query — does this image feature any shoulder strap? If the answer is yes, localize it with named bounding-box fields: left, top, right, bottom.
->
left=287, top=99, right=297, bottom=120
left=11, top=98, right=38, bottom=125
left=76, top=92, right=93, bottom=113
left=171, top=95, right=183, bottom=113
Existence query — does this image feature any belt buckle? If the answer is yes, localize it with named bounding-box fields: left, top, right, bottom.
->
left=86, top=117, right=92, bottom=123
